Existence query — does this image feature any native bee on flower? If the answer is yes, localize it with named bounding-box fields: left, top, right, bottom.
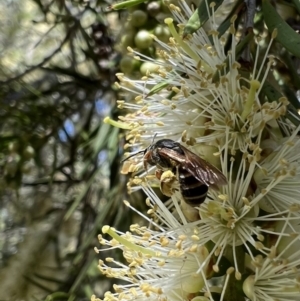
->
left=123, top=138, right=227, bottom=207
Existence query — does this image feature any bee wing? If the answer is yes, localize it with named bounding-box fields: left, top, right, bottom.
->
left=179, top=145, right=227, bottom=188
left=157, top=145, right=227, bottom=188
left=157, top=148, right=188, bottom=164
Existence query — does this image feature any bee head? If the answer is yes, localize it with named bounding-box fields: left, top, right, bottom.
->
left=121, top=133, right=158, bottom=163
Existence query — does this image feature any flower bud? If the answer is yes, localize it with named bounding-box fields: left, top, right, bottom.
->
left=140, top=61, right=159, bottom=75
left=181, top=246, right=209, bottom=293
left=120, top=56, right=136, bottom=74
left=242, top=275, right=255, bottom=300
left=154, top=25, right=171, bottom=43
left=134, top=30, right=153, bottom=49
left=147, top=1, right=161, bottom=17
left=130, top=10, right=148, bottom=27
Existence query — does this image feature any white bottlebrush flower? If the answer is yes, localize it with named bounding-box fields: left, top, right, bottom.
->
left=243, top=254, right=300, bottom=301
left=108, top=11, right=287, bottom=156
left=253, top=132, right=300, bottom=213
left=93, top=200, right=212, bottom=301
left=99, top=0, right=300, bottom=300
left=243, top=216, right=300, bottom=301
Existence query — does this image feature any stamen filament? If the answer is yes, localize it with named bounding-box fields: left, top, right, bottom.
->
left=240, top=80, right=260, bottom=121
left=103, top=116, right=133, bottom=129
left=102, top=225, right=156, bottom=256
left=164, top=18, right=211, bottom=73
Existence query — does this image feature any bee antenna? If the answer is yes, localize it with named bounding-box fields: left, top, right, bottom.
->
left=151, top=133, right=158, bottom=145
left=121, top=149, right=145, bottom=163
left=121, top=133, right=157, bottom=164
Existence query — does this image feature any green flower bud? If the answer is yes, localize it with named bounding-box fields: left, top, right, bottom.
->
left=134, top=29, right=153, bottom=49
left=140, top=61, right=159, bottom=75
left=120, top=56, right=136, bottom=74
left=153, top=24, right=171, bottom=43
left=130, top=10, right=148, bottom=27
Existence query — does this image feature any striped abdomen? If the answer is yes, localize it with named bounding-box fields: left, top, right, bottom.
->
left=178, top=167, right=208, bottom=206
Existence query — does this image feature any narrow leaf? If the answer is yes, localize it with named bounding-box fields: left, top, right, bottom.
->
left=291, top=0, right=300, bottom=15
left=262, top=0, right=300, bottom=58
left=280, top=51, right=300, bottom=89
left=212, top=32, right=254, bottom=83
left=216, top=0, right=244, bottom=37
left=183, top=0, right=224, bottom=37
left=107, top=0, right=145, bottom=10
left=108, top=0, right=145, bottom=10
left=261, top=81, right=282, bottom=102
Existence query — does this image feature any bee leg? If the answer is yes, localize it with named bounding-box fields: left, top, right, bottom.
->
left=155, top=169, right=163, bottom=180
left=143, top=151, right=151, bottom=171
left=175, top=165, right=179, bottom=178
left=159, top=170, right=177, bottom=197
left=143, top=160, right=148, bottom=172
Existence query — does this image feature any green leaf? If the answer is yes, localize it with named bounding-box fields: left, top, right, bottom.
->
left=280, top=51, right=300, bottom=90
left=109, top=0, right=146, bottom=10
left=45, top=292, right=70, bottom=301
left=107, top=126, right=119, bottom=162
left=283, top=85, right=300, bottom=127
left=212, top=32, right=254, bottom=83
left=216, top=0, right=244, bottom=37
left=261, top=81, right=300, bottom=127
left=284, top=85, right=300, bottom=110
left=262, top=0, right=300, bottom=58
left=93, top=122, right=111, bottom=155
left=261, top=81, right=283, bottom=102
left=291, top=0, right=300, bottom=15
left=183, top=0, right=224, bottom=37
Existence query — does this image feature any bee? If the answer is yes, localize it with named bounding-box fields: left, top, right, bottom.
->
left=123, top=139, right=227, bottom=206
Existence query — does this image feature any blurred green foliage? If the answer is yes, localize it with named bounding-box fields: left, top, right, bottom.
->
left=0, top=0, right=300, bottom=300
left=0, top=0, right=140, bottom=300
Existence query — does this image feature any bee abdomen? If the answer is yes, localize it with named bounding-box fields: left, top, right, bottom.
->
left=178, top=169, right=208, bottom=207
